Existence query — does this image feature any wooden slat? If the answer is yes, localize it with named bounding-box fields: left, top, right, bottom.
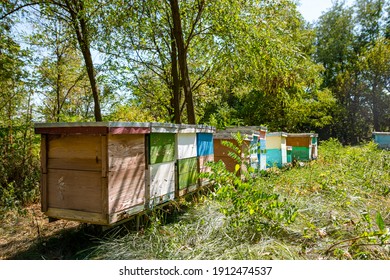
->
left=40, top=135, right=48, bottom=212
left=107, top=134, right=146, bottom=214
left=35, top=126, right=107, bottom=135
left=108, top=168, right=145, bottom=213
left=286, top=136, right=311, bottom=147
left=45, top=208, right=107, bottom=225
left=177, top=133, right=197, bottom=159
left=47, top=169, right=102, bottom=213
left=149, top=133, right=176, bottom=164
left=109, top=127, right=150, bottom=134
left=48, top=134, right=102, bottom=171
left=108, top=134, right=145, bottom=172
left=101, top=135, right=108, bottom=218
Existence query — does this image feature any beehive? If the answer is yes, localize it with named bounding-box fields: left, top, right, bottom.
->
left=213, top=127, right=256, bottom=173
left=266, top=132, right=287, bottom=168
left=372, top=132, right=390, bottom=150
left=176, top=124, right=198, bottom=196
left=34, top=122, right=150, bottom=225
left=286, top=133, right=314, bottom=162
left=148, top=123, right=178, bottom=208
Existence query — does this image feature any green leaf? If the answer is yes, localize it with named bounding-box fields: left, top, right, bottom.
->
left=376, top=212, right=385, bottom=231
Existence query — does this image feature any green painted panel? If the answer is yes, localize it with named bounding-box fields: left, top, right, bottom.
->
left=178, top=157, right=198, bottom=190
left=178, top=170, right=198, bottom=190
left=178, top=157, right=197, bottom=173
left=312, top=137, right=317, bottom=144
left=291, top=146, right=310, bottom=161
left=149, top=133, right=176, bottom=164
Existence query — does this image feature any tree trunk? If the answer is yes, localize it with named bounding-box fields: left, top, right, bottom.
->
left=170, top=29, right=181, bottom=124
left=65, top=0, right=102, bottom=122
left=169, top=0, right=196, bottom=124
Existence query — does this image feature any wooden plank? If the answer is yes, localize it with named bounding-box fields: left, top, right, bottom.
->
left=108, top=134, right=145, bottom=171
left=40, top=135, right=48, bottom=212
left=101, top=135, right=108, bottom=219
left=149, top=162, right=175, bottom=207
left=108, top=168, right=146, bottom=213
left=45, top=208, right=107, bottom=225
left=177, top=133, right=197, bottom=159
left=109, top=127, right=150, bottom=134
left=149, top=133, right=176, bottom=164
left=286, top=136, right=311, bottom=147
left=48, top=134, right=102, bottom=171
left=178, top=157, right=197, bottom=174
left=197, top=133, right=214, bottom=156
left=47, top=169, right=102, bottom=213
left=109, top=204, right=145, bottom=225
left=35, top=126, right=107, bottom=135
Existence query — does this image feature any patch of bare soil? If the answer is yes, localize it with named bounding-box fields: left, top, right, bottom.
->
left=0, top=204, right=99, bottom=260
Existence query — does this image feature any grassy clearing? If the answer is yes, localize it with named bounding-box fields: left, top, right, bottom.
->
left=1, top=139, right=389, bottom=260
left=85, top=139, right=390, bottom=260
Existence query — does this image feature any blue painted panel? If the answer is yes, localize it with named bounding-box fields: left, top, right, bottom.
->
left=266, top=149, right=283, bottom=168
left=197, top=133, right=214, bottom=156
left=260, top=139, right=266, bottom=150
left=374, top=134, right=390, bottom=149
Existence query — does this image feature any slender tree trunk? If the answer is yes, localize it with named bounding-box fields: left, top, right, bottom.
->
left=170, top=29, right=181, bottom=124
left=169, top=0, right=196, bottom=124
left=65, top=0, right=102, bottom=121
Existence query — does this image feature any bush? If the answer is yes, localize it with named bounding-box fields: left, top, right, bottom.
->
left=201, top=132, right=297, bottom=234
left=0, top=125, right=40, bottom=217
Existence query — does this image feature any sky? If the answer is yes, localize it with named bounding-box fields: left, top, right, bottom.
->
left=297, top=0, right=354, bottom=23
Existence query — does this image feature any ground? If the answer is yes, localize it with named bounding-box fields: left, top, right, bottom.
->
left=0, top=204, right=88, bottom=260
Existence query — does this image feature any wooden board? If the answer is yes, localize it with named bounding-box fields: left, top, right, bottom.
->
left=177, top=133, right=197, bottom=159
left=48, top=134, right=102, bottom=171
left=198, top=154, right=214, bottom=186
left=108, top=134, right=146, bottom=213
left=108, top=168, right=145, bottom=213
left=46, top=208, right=107, bottom=225
left=47, top=169, right=102, bottom=213
left=286, top=136, right=311, bottom=147
left=177, top=157, right=198, bottom=190
left=149, top=161, right=175, bottom=207
left=149, top=133, right=176, bottom=164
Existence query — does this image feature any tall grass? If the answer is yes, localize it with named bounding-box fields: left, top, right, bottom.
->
left=85, top=139, right=390, bottom=260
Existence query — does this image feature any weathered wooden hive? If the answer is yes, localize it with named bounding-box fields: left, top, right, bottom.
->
left=286, top=133, right=315, bottom=162
left=147, top=123, right=178, bottom=208
left=196, top=125, right=215, bottom=186
left=213, top=127, right=256, bottom=173
left=34, top=122, right=150, bottom=225
left=372, top=132, right=390, bottom=150
left=266, top=132, right=288, bottom=168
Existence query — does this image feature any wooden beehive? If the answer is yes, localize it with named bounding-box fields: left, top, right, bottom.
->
left=34, top=122, right=150, bottom=225
left=266, top=132, right=287, bottom=168
left=176, top=124, right=198, bottom=196
left=372, top=132, right=390, bottom=150
left=147, top=123, right=178, bottom=208
left=196, top=125, right=215, bottom=186
left=213, top=127, right=255, bottom=173
left=286, top=133, right=314, bottom=162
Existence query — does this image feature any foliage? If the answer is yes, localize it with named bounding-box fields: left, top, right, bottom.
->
left=201, top=132, right=297, bottom=233
left=315, top=0, right=390, bottom=143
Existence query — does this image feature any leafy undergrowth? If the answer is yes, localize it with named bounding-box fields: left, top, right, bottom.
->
left=85, top=139, right=390, bottom=260
left=2, top=139, right=389, bottom=260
